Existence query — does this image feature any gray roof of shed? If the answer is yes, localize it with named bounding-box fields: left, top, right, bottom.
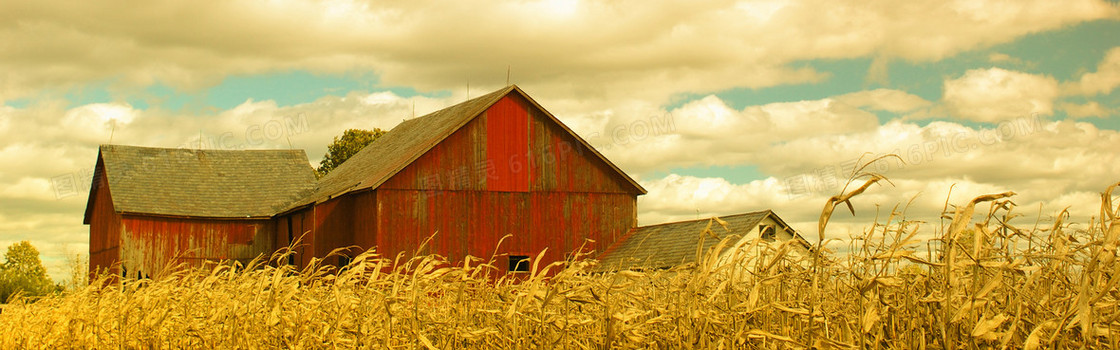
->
left=85, top=145, right=317, bottom=220
left=597, top=210, right=787, bottom=271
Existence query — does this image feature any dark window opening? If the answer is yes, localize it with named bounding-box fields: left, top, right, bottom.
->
left=760, top=225, right=776, bottom=241
left=508, top=255, right=530, bottom=273
left=286, top=216, right=296, bottom=266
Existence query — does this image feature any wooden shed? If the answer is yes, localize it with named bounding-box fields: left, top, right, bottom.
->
left=83, top=145, right=317, bottom=278
left=596, top=210, right=810, bottom=271
left=275, top=85, right=647, bottom=272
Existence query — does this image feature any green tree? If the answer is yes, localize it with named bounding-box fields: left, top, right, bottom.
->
left=316, top=128, right=386, bottom=177
left=0, top=241, right=55, bottom=303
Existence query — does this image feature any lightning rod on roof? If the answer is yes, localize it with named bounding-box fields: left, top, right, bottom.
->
left=506, top=65, right=511, bottom=86
left=198, top=130, right=203, bottom=150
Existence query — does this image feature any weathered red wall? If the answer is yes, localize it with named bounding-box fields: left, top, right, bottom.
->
left=351, top=191, right=378, bottom=255
left=118, top=216, right=274, bottom=278
left=88, top=166, right=122, bottom=279
left=312, top=195, right=356, bottom=264
left=486, top=94, right=530, bottom=192
left=373, top=190, right=635, bottom=268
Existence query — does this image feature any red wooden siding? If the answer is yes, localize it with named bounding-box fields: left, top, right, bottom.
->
left=351, top=191, right=378, bottom=254
left=88, top=166, right=122, bottom=278
left=373, top=190, right=635, bottom=270
left=118, top=216, right=273, bottom=278
left=274, top=212, right=291, bottom=264
left=312, top=195, right=361, bottom=264
left=528, top=102, right=634, bottom=194
left=526, top=192, right=636, bottom=257
left=486, top=95, right=530, bottom=192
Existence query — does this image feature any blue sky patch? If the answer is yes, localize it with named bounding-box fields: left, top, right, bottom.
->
left=4, top=70, right=456, bottom=113
left=3, top=98, right=30, bottom=109
left=646, top=164, right=767, bottom=185
left=989, top=20, right=1120, bottom=80
left=201, top=71, right=377, bottom=110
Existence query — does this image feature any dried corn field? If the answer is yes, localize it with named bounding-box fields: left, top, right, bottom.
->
left=3, top=180, right=1120, bottom=349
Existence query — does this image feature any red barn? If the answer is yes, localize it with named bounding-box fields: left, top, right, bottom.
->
left=274, top=85, right=646, bottom=271
left=86, top=85, right=646, bottom=276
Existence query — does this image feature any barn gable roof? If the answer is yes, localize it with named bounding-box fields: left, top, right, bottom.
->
left=288, top=85, right=645, bottom=210
left=596, top=210, right=806, bottom=271
left=83, top=145, right=317, bottom=222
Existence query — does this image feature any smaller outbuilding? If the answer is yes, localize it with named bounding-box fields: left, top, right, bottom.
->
left=596, top=210, right=810, bottom=271
left=84, top=145, right=317, bottom=279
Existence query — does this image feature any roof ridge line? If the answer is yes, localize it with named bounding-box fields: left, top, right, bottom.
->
left=634, top=209, right=772, bottom=229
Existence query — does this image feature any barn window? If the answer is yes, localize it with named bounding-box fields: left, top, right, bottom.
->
left=760, top=225, right=776, bottom=241
left=286, top=216, right=296, bottom=266
left=508, top=255, right=530, bottom=273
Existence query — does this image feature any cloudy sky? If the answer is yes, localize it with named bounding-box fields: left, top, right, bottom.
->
left=2, top=0, right=1119, bottom=281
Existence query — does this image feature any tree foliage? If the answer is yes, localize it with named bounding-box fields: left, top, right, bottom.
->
left=316, top=128, right=386, bottom=177
left=0, top=241, right=55, bottom=303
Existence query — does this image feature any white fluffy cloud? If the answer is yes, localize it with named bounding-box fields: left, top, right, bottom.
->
left=987, top=52, right=1024, bottom=65
left=593, top=94, right=883, bottom=174
left=1067, top=46, right=1120, bottom=96
left=942, top=68, right=1059, bottom=122
left=835, top=89, right=932, bottom=113
left=1061, top=101, right=1114, bottom=118
left=2, top=0, right=1116, bottom=106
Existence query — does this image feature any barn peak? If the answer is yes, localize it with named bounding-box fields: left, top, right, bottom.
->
left=287, top=85, right=646, bottom=211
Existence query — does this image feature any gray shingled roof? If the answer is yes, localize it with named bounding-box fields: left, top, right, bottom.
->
left=286, top=85, right=644, bottom=211
left=90, top=145, right=317, bottom=219
left=597, top=210, right=779, bottom=271
left=291, top=86, right=514, bottom=209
